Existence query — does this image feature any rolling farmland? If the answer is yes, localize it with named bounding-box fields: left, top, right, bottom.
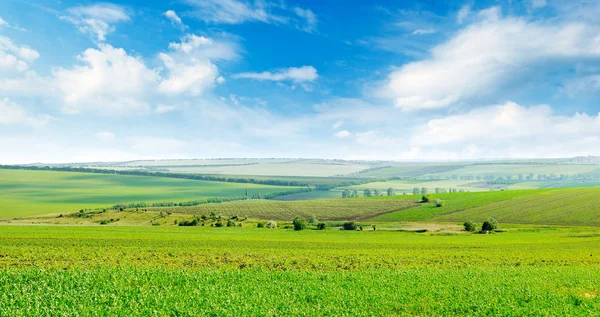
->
left=0, top=169, right=302, bottom=218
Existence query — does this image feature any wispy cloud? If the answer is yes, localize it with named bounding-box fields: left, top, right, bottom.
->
left=61, top=3, right=130, bottom=41
left=233, top=66, right=318, bottom=82
left=163, top=10, right=187, bottom=30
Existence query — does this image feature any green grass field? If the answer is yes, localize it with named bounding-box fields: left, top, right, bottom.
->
left=0, top=225, right=599, bottom=315
left=372, top=187, right=600, bottom=226
left=0, top=169, right=302, bottom=218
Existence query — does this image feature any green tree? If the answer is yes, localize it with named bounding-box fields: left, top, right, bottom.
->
left=421, top=187, right=428, bottom=194
left=413, top=187, right=420, bottom=195
left=364, top=189, right=372, bottom=197
left=387, top=187, right=394, bottom=196
left=293, top=217, right=307, bottom=231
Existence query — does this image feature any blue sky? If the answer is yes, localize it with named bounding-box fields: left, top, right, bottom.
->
left=1, top=0, right=600, bottom=163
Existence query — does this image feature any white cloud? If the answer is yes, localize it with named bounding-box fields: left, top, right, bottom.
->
left=457, top=4, right=471, bottom=24
left=0, top=17, right=7, bottom=27
left=163, top=10, right=186, bottom=29
left=158, top=34, right=236, bottom=96
left=380, top=8, right=600, bottom=111
left=63, top=3, right=130, bottom=41
left=0, top=36, right=40, bottom=74
left=0, top=98, right=52, bottom=127
left=53, top=44, right=159, bottom=115
left=167, top=34, right=238, bottom=60
left=184, top=0, right=286, bottom=24
left=294, top=7, right=318, bottom=32
left=333, top=120, right=344, bottom=129
left=411, top=101, right=600, bottom=158
left=412, top=28, right=436, bottom=35
left=334, top=130, right=351, bottom=138
left=95, top=131, right=116, bottom=141
left=233, top=66, right=318, bottom=82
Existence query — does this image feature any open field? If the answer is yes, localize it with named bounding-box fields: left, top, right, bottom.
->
left=372, top=187, right=600, bottom=226
left=0, top=225, right=599, bottom=315
left=345, top=179, right=492, bottom=194
left=0, top=169, right=302, bottom=218
left=147, top=197, right=417, bottom=221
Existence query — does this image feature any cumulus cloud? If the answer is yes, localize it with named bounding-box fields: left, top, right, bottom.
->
left=411, top=101, right=600, bottom=158
left=334, top=130, right=351, bottom=138
left=233, top=66, right=318, bottom=82
left=0, top=98, right=52, bottom=127
left=0, top=36, right=40, bottom=74
left=53, top=44, right=159, bottom=115
left=0, top=17, right=7, bottom=27
left=163, top=10, right=187, bottom=30
left=158, top=34, right=237, bottom=96
left=380, top=7, right=600, bottom=111
left=62, top=3, right=130, bottom=41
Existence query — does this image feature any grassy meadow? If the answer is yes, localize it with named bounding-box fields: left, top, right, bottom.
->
left=0, top=169, right=302, bottom=218
left=0, top=225, right=599, bottom=315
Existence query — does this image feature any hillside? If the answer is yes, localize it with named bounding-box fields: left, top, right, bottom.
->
left=372, top=187, right=600, bottom=226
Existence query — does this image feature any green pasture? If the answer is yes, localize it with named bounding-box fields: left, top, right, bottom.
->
left=0, top=169, right=301, bottom=218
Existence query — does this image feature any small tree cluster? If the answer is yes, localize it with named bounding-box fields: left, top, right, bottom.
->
left=481, top=218, right=498, bottom=232
left=266, top=221, right=278, bottom=229
left=293, top=217, right=307, bottom=231
left=343, top=222, right=358, bottom=231
left=463, top=220, right=477, bottom=232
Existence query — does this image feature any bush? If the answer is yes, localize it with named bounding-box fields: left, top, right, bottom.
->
left=214, top=221, right=224, bottom=228
left=266, top=221, right=278, bottom=229
left=343, top=222, right=358, bottom=231
left=463, top=221, right=477, bottom=232
left=256, top=222, right=265, bottom=228
left=434, top=199, right=445, bottom=207
left=293, top=217, right=307, bottom=231
left=226, top=220, right=236, bottom=227
left=308, top=215, right=318, bottom=224
left=316, top=223, right=326, bottom=230
left=421, top=195, right=432, bottom=203
left=481, top=218, right=498, bottom=232
left=178, top=218, right=199, bottom=227
left=99, top=220, right=109, bottom=225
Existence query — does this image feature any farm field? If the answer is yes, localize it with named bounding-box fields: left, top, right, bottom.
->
left=0, top=225, right=599, bottom=315
left=345, top=179, right=491, bottom=194
left=371, top=187, right=600, bottom=226
left=147, top=196, right=417, bottom=221
left=0, top=169, right=302, bottom=218
left=427, top=163, right=600, bottom=178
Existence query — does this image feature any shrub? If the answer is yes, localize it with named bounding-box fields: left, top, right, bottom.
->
left=99, top=220, right=109, bottom=225
left=256, top=222, right=265, bottom=228
left=178, top=218, right=199, bottom=227
left=481, top=218, right=498, bottom=232
left=308, top=215, right=318, bottom=224
left=151, top=222, right=160, bottom=226
left=226, top=220, right=236, bottom=227
left=343, top=222, right=358, bottom=231
left=214, top=221, right=224, bottom=228
left=266, top=221, right=278, bottom=229
left=316, top=223, right=326, bottom=230
left=434, top=199, right=445, bottom=207
left=421, top=195, right=432, bottom=203
left=293, top=217, right=307, bottom=231
left=463, top=221, right=477, bottom=232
